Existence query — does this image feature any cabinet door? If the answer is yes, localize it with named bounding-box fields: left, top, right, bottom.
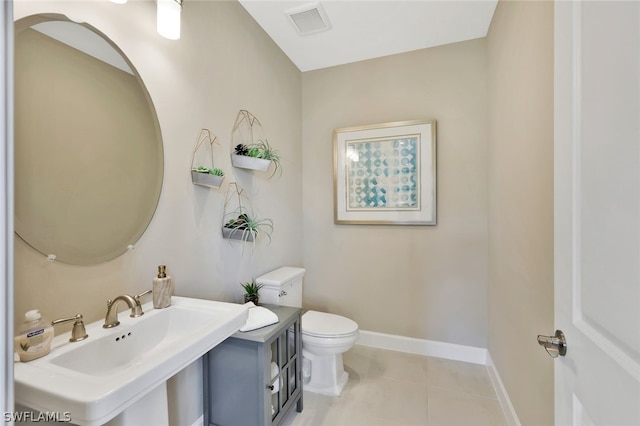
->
left=206, top=339, right=264, bottom=426
left=270, top=338, right=283, bottom=420
left=286, top=323, right=299, bottom=398
left=269, top=317, right=301, bottom=424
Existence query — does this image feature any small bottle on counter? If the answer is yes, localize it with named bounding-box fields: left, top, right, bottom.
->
left=14, top=310, right=54, bottom=362
left=153, top=265, right=173, bottom=309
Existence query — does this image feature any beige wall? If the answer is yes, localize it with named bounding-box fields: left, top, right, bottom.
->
left=486, top=1, right=554, bottom=425
left=301, top=39, right=489, bottom=347
left=12, top=0, right=556, bottom=423
left=14, top=1, right=302, bottom=425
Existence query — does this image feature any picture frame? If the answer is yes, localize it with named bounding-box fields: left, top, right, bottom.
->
left=333, top=119, right=436, bottom=225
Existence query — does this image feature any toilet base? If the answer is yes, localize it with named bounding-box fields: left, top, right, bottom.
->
left=302, top=350, right=349, bottom=397
left=304, top=369, right=349, bottom=397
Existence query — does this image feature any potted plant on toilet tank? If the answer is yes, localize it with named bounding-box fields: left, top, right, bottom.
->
left=241, top=280, right=263, bottom=305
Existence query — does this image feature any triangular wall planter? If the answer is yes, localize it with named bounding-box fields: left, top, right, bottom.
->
left=221, top=227, right=256, bottom=242
left=230, top=154, right=271, bottom=172
left=191, top=129, right=225, bottom=189
left=191, top=171, right=224, bottom=188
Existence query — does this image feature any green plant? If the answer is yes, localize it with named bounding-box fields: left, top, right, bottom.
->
left=234, top=144, right=249, bottom=156
left=241, top=279, right=263, bottom=304
left=223, top=211, right=273, bottom=243
left=222, top=182, right=273, bottom=250
left=234, top=139, right=282, bottom=178
left=192, top=166, right=224, bottom=176
left=241, top=279, right=263, bottom=296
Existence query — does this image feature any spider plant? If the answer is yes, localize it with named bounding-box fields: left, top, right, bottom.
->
left=223, top=211, right=273, bottom=243
left=222, top=182, right=273, bottom=250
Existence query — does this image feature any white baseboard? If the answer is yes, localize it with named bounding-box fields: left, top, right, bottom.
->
left=356, top=329, right=488, bottom=365
left=356, top=330, right=519, bottom=424
left=486, top=354, right=521, bottom=426
left=191, top=415, right=204, bottom=426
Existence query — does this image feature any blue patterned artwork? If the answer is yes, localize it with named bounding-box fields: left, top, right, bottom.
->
left=334, top=120, right=436, bottom=224
left=346, top=136, right=420, bottom=211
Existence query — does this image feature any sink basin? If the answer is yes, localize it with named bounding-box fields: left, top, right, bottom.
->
left=14, top=296, right=248, bottom=426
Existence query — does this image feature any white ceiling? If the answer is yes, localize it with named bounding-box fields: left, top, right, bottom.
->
left=237, top=0, right=498, bottom=72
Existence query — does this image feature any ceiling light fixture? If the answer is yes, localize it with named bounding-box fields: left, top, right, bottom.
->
left=157, top=0, right=182, bottom=40
left=286, top=2, right=331, bottom=36
left=109, top=0, right=128, bottom=4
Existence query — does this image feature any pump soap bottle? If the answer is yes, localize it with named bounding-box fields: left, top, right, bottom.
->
left=14, top=310, right=54, bottom=362
left=153, top=265, right=173, bottom=309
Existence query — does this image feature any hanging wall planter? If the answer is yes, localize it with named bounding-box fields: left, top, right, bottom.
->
left=222, top=221, right=256, bottom=242
left=230, top=154, right=271, bottom=172
left=222, top=182, right=273, bottom=244
left=191, top=129, right=225, bottom=189
left=191, top=167, right=224, bottom=188
left=230, top=110, right=282, bottom=178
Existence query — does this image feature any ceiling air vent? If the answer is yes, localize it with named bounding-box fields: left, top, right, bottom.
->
left=286, top=3, right=331, bottom=36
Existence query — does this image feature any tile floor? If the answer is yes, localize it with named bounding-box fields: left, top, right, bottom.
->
left=282, top=345, right=508, bottom=426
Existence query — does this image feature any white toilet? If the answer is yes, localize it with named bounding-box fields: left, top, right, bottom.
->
left=257, top=267, right=359, bottom=397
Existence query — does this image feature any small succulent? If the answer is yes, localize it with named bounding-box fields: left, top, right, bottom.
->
left=235, top=141, right=279, bottom=160
left=224, top=213, right=252, bottom=230
left=241, top=279, right=263, bottom=304
left=193, top=166, right=224, bottom=176
left=247, top=147, right=261, bottom=157
left=241, top=279, right=263, bottom=296
left=234, top=144, right=249, bottom=156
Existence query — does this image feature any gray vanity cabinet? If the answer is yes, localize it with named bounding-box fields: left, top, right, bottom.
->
left=204, top=305, right=303, bottom=426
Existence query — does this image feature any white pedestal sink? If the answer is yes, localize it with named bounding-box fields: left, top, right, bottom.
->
left=14, top=297, right=248, bottom=426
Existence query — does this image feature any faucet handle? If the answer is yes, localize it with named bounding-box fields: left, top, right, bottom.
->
left=132, top=289, right=152, bottom=317
left=135, top=289, right=152, bottom=300
left=52, top=314, right=88, bottom=342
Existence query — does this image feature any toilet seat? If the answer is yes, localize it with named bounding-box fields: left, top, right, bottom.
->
left=302, top=310, right=358, bottom=338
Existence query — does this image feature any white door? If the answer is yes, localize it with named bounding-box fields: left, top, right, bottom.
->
left=553, top=1, right=640, bottom=424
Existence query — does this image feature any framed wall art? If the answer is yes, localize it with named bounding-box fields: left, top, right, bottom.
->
left=333, top=119, right=436, bottom=225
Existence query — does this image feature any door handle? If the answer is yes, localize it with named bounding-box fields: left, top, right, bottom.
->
left=537, top=330, right=567, bottom=358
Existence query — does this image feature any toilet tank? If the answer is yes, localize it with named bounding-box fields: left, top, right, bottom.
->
left=256, top=267, right=306, bottom=307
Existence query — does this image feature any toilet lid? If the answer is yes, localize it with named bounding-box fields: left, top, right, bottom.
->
left=302, top=310, right=358, bottom=337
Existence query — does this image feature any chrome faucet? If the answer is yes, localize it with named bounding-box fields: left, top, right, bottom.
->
left=103, top=294, right=138, bottom=328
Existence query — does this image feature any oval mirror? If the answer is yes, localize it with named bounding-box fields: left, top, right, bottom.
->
left=14, top=15, right=163, bottom=265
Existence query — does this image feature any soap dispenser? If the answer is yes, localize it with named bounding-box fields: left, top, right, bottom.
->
left=14, top=310, right=54, bottom=362
left=153, top=265, right=173, bottom=309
